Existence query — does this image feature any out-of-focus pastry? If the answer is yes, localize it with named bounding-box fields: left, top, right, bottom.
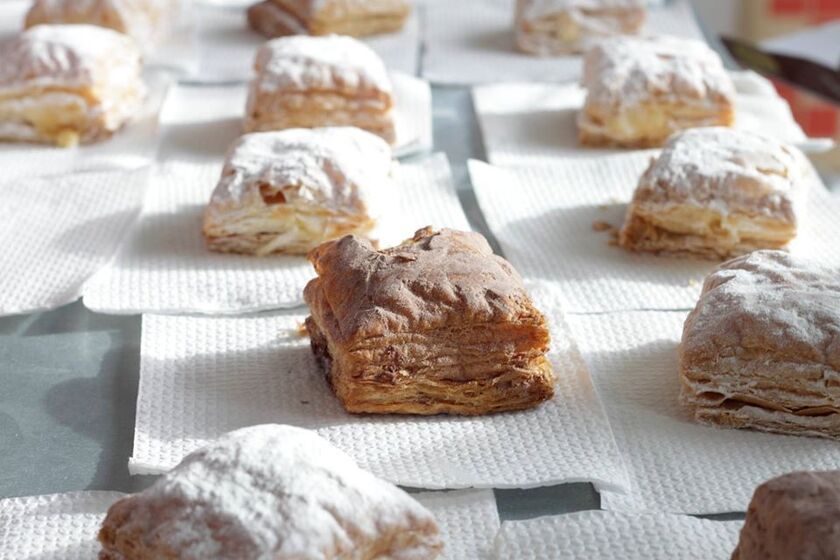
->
left=247, top=0, right=411, bottom=39
left=619, top=128, right=806, bottom=260
left=680, top=250, right=840, bottom=440
left=303, top=226, right=556, bottom=416
left=579, top=35, right=735, bottom=148
left=203, top=127, right=394, bottom=256
left=244, top=35, right=396, bottom=144
left=99, top=424, right=443, bottom=559
left=0, top=25, right=144, bottom=148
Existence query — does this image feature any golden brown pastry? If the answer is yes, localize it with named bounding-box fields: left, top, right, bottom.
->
left=244, top=35, right=396, bottom=144
left=303, top=227, right=556, bottom=416
left=515, top=0, right=646, bottom=56
left=680, top=250, right=840, bottom=439
left=202, top=127, right=394, bottom=256
left=619, top=128, right=806, bottom=260
left=0, top=24, right=144, bottom=147
left=733, top=471, right=840, bottom=560
left=247, top=0, right=411, bottom=39
left=579, top=35, right=736, bottom=148
left=99, top=424, right=443, bottom=559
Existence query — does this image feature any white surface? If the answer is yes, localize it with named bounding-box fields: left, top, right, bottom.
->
left=468, top=159, right=840, bottom=314
left=421, top=0, right=704, bottom=85
left=129, top=300, right=629, bottom=491
left=493, top=510, right=742, bottom=559
left=83, top=153, right=463, bottom=315
left=0, top=169, right=148, bottom=317
left=763, top=20, right=840, bottom=70
left=0, top=489, right=498, bottom=560
left=565, top=311, right=840, bottom=514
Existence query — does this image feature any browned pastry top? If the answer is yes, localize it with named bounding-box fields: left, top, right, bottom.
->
left=304, top=227, right=543, bottom=342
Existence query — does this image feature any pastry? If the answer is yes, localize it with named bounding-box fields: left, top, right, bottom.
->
left=99, top=424, right=443, bottom=559
left=733, top=471, right=840, bottom=559
left=203, top=127, right=394, bottom=256
left=0, top=25, right=144, bottom=147
left=303, top=226, right=556, bottom=416
left=619, top=128, right=806, bottom=260
left=515, top=0, right=646, bottom=56
left=244, top=35, right=396, bottom=144
left=579, top=35, right=736, bottom=148
left=247, top=0, right=411, bottom=39
left=680, top=250, right=840, bottom=439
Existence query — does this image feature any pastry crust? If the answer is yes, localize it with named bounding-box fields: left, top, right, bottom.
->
left=303, top=227, right=556, bottom=416
left=515, top=0, right=646, bottom=56
left=244, top=35, right=396, bottom=144
left=202, top=127, right=394, bottom=256
left=733, top=471, right=840, bottom=559
left=680, top=251, right=840, bottom=440
left=247, top=0, right=411, bottom=38
left=98, top=425, right=443, bottom=560
left=0, top=25, right=144, bottom=147
left=579, top=36, right=735, bottom=148
left=619, top=128, right=806, bottom=260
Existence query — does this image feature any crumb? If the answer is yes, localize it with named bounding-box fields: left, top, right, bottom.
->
left=300, top=400, right=310, bottom=405
left=592, top=220, right=613, bottom=232
left=296, top=322, right=308, bottom=337
left=688, top=278, right=699, bottom=287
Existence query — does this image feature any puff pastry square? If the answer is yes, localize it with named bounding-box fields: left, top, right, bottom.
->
left=515, top=0, right=646, bottom=56
left=733, top=471, right=840, bottom=560
left=619, top=128, right=806, bottom=260
left=579, top=35, right=735, bottom=148
left=99, top=424, right=443, bottom=559
left=203, top=127, right=393, bottom=256
left=680, top=251, right=840, bottom=440
left=244, top=35, right=396, bottom=144
left=248, top=0, right=411, bottom=39
left=303, top=227, right=556, bottom=416
left=0, top=25, right=144, bottom=147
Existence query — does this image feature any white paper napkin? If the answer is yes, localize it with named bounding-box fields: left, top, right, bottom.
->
left=564, top=310, right=840, bottom=514
left=0, top=169, right=148, bottom=317
left=493, top=511, right=742, bottom=560
left=468, top=159, right=840, bottom=314
left=421, top=0, right=704, bottom=85
left=129, top=300, right=629, bottom=490
left=0, top=489, right=498, bottom=560
left=83, top=154, right=468, bottom=315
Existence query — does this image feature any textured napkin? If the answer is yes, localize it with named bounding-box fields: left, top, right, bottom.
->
left=0, top=169, right=148, bottom=317
left=468, top=159, right=840, bottom=314
left=421, top=0, right=703, bottom=85
left=566, top=310, right=840, bottom=514
left=193, top=4, right=420, bottom=82
left=83, top=153, right=464, bottom=315
left=0, top=489, right=498, bottom=560
left=472, top=72, right=815, bottom=166
left=129, top=300, right=629, bottom=490
left=493, top=511, right=742, bottom=560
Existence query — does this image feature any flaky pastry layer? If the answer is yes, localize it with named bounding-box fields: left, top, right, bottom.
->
left=248, top=0, right=411, bottom=38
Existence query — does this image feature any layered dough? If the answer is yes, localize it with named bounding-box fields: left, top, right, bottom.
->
left=244, top=35, right=396, bottom=144
left=248, top=0, right=411, bottom=38
left=0, top=25, right=144, bottom=147
left=303, top=227, right=556, bottom=416
left=515, top=0, right=646, bottom=56
left=99, top=425, right=443, bottom=559
left=619, top=128, right=806, bottom=260
left=680, top=251, right=840, bottom=440
left=579, top=36, right=735, bottom=148
left=203, top=127, right=393, bottom=256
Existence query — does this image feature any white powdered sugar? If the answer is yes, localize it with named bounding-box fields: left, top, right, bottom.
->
left=520, top=0, right=646, bottom=21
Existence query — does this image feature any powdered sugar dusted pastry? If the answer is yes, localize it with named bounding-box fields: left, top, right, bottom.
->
left=203, top=127, right=393, bottom=256
left=304, top=227, right=556, bottom=416
left=680, top=251, right=840, bottom=440
left=579, top=35, right=735, bottom=148
left=0, top=25, right=144, bottom=147
left=247, top=0, right=411, bottom=39
left=99, top=424, right=443, bottom=559
left=244, top=35, right=396, bottom=144
left=515, top=0, right=646, bottom=56
left=619, top=128, right=806, bottom=260
left=733, top=471, right=840, bottom=560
